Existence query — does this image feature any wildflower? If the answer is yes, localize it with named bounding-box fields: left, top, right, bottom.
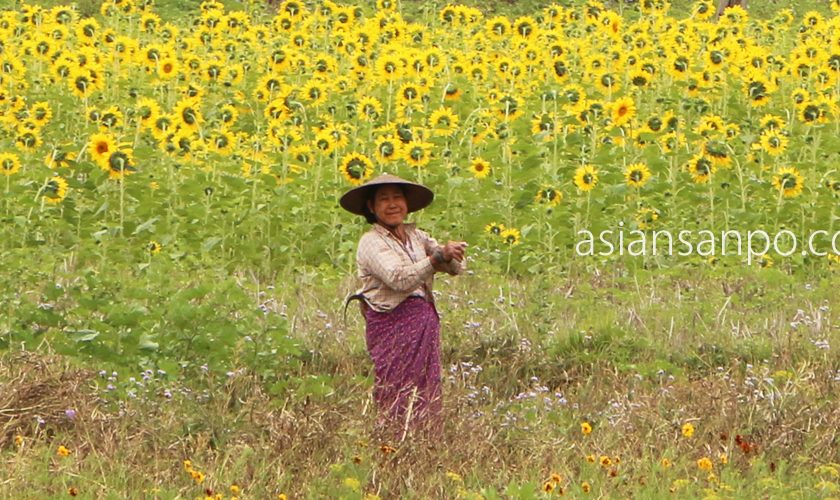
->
left=697, top=457, right=714, bottom=472
left=68, top=487, right=79, bottom=496
left=681, top=422, right=695, bottom=438
left=343, top=477, right=361, bottom=492
left=550, top=473, right=562, bottom=484
left=586, top=454, right=596, bottom=463
left=380, top=444, right=396, bottom=454
left=581, top=481, right=591, bottom=493
left=57, top=445, right=71, bottom=457
left=230, top=484, right=240, bottom=495
left=14, top=435, right=24, bottom=447
left=719, top=453, right=728, bottom=465
left=661, top=458, right=672, bottom=468
left=542, top=481, right=554, bottom=493
left=581, top=422, right=593, bottom=435
left=599, top=455, right=611, bottom=467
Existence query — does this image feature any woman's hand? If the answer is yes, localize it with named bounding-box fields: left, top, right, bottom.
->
left=442, top=241, right=467, bottom=262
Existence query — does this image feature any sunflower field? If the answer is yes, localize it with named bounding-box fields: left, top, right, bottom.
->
left=2, top=0, right=840, bottom=498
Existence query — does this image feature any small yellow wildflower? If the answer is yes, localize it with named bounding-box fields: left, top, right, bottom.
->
left=599, top=455, right=612, bottom=467
left=697, top=457, right=714, bottom=472
left=586, top=454, right=596, bottom=463
left=57, top=445, right=71, bottom=457
left=719, top=453, right=728, bottom=465
left=230, top=484, right=241, bottom=495
left=681, top=422, right=695, bottom=438
left=14, top=435, right=24, bottom=447
left=582, top=481, right=591, bottom=493
left=661, top=458, right=672, bottom=468
left=581, top=422, right=592, bottom=435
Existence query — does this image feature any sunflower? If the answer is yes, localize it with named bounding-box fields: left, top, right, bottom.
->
left=208, top=130, right=235, bottom=155
left=759, top=114, right=785, bottom=132
left=693, top=0, right=714, bottom=20
left=15, top=131, right=41, bottom=151
left=0, top=152, right=21, bottom=176
left=574, top=165, right=599, bottom=192
left=798, top=98, right=832, bottom=125
left=173, top=97, right=203, bottom=133
left=772, top=167, right=804, bottom=198
left=624, top=163, right=651, bottom=188
left=759, top=129, right=788, bottom=157
left=43, top=175, right=69, bottom=204
left=357, top=96, right=383, bottom=122
left=496, top=95, right=521, bottom=121
left=530, top=113, right=556, bottom=140
left=314, top=128, right=337, bottom=155
left=103, top=147, right=137, bottom=180
left=485, top=16, right=510, bottom=41
left=68, top=67, right=98, bottom=99
left=484, top=222, right=505, bottom=236
left=44, top=147, right=77, bottom=169
left=594, top=71, right=621, bottom=94
left=135, top=98, right=161, bottom=129
left=374, top=135, right=400, bottom=163
left=703, top=140, right=731, bottom=167
left=469, top=158, right=490, bottom=179
left=151, top=114, right=174, bottom=142
left=339, top=152, right=373, bottom=185
left=635, top=207, right=660, bottom=230
left=743, top=72, right=776, bottom=107
left=148, top=241, right=162, bottom=255
left=29, top=101, right=53, bottom=126
left=76, top=18, right=100, bottom=44
left=500, top=228, right=521, bottom=246
left=686, top=154, right=717, bottom=184
left=89, top=132, right=118, bottom=166
left=428, top=107, right=459, bottom=137
left=302, top=79, right=328, bottom=107
left=403, top=140, right=433, bottom=168
left=267, top=125, right=302, bottom=151
left=374, top=53, right=403, bottom=83
left=610, top=96, right=636, bottom=127
left=99, top=105, right=124, bottom=130
left=628, top=68, right=652, bottom=89
left=535, top=185, right=562, bottom=207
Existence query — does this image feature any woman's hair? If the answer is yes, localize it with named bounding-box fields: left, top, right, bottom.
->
left=362, top=184, right=405, bottom=224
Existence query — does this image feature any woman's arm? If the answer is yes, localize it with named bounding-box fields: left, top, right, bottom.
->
left=358, top=233, right=438, bottom=292
left=417, top=230, right=467, bottom=276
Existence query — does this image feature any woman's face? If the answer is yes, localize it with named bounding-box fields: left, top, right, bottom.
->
left=368, top=184, right=407, bottom=227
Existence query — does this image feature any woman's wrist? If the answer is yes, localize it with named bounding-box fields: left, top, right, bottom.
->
left=432, top=249, right=446, bottom=265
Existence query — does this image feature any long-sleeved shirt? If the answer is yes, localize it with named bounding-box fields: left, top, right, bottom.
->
left=350, top=222, right=466, bottom=313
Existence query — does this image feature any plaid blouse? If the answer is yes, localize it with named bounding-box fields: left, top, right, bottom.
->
left=350, top=222, right=466, bottom=313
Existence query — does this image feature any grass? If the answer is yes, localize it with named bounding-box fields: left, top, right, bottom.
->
left=3, top=264, right=839, bottom=498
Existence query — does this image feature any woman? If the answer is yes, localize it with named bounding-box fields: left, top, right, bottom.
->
left=340, top=173, right=467, bottom=439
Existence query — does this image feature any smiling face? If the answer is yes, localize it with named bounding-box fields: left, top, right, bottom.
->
left=367, top=184, right=408, bottom=227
